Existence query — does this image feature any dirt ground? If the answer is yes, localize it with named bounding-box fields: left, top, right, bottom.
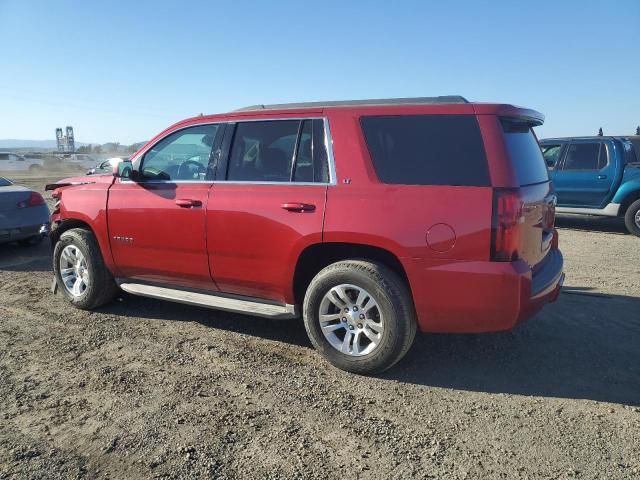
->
left=1, top=176, right=639, bottom=479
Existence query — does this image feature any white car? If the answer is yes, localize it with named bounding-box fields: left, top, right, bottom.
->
left=0, top=152, right=45, bottom=173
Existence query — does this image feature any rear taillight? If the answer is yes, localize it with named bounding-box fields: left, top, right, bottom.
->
left=17, top=192, right=46, bottom=208
left=491, top=189, right=524, bottom=262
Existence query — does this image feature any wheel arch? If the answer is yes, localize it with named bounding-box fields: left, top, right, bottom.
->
left=50, top=218, right=95, bottom=245
left=292, top=242, right=411, bottom=305
left=618, top=188, right=640, bottom=215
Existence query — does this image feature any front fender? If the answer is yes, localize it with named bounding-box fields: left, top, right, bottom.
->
left=50, top=182, right=117, bottom=275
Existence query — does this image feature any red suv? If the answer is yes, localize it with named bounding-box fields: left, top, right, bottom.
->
left=48, top=96, right=564, bottom=374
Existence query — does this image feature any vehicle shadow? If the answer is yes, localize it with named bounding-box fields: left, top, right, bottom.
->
left=105, top=285, right=640, bottom=406
left=384, top=287, right=640, bottom=406
left=555, top=214, right=628, bottom=235
left=0, top=241, right=51, bottom=272
left=104, top=294, right=313, bottom=348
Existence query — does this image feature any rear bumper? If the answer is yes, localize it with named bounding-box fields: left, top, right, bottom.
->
left=408, top=249, right=564, bottom=333
left=0, top=222, right=49, bottom=243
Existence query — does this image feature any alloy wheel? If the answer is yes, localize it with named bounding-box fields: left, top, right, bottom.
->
left=318, top=284, right=384, bottom=356
left=59, top=245, right=89, bottom=297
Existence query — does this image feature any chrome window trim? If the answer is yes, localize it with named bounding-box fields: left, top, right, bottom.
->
left=127, top=116, right=337, bottom=186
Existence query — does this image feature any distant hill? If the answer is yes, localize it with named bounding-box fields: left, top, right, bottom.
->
left=0, top=139, right=89, bottom=150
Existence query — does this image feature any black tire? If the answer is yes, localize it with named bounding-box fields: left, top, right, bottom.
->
left=18, top=235, right=43, bottom=247
left=52, top=228, right=118, bottom=309
left=303, top=260, right=417, bottom=375
left=624, top=199, right=640, bottom=237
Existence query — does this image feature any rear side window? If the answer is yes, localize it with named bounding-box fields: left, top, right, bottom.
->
left=360, top=115, right=490, bottom=186
left=501, top=119, right=549, bottom=185
left=562, top=143, right=602, bottom=171
left=623, top=141, right=638, bottom=164
left=227, top=119, right=329, bottom=183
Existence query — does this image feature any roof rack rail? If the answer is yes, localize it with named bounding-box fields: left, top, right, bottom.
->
left=235, top=96, right=469, bottom=112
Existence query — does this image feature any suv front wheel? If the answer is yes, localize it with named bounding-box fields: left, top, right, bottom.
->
left=53, top=228, right=119, bottom=309
left=303, top=260, right=417, bottom=374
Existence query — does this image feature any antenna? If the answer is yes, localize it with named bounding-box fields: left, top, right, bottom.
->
left=598, top=127, right=603, bottom=136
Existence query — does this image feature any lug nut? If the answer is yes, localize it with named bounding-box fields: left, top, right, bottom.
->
left=359, top=314, right=365, bottom=319
left=348, top=325, right=354, bottom=330
left=341, top=317, right=347, bottom=322
left=357, top=323, right=363, bottom=329
left=344, top=308, right=350, bottom=313
left=353, top=306, right=359, bottom=312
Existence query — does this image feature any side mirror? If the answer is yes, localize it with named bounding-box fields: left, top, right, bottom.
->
left=114, top=160, right=133, bottom=179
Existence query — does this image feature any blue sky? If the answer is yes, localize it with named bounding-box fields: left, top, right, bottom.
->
left=1, top=0, right=638, bottom=144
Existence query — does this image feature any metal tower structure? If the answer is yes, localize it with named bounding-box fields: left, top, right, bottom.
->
left=66, top=126, right=75, bottom=152
left=55, top=126, right=76, bottom=152
left=56, top=128, right=64, bottom=152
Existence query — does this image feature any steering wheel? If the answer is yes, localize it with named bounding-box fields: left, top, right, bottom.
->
left=177, top=159, right=205, bottom=180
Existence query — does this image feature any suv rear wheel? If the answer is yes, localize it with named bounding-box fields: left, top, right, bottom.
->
left=53, top=228, right=118, bottom=309
left=624, top=199, right=640, bottom=237
left=303, top=260, right=416, bottom=374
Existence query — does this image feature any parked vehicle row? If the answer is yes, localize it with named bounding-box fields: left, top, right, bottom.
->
left=540, top=136, right=640, bottom=236
left=46, top=96, right=564, bottom=374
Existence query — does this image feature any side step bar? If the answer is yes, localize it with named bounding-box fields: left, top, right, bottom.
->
left=118, top=283, right=298, bottom=319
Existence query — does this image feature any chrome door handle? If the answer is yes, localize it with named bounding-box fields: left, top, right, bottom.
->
left=175, top=198, right=202, bottom=208
left=281, top=202, right=316, bottom=212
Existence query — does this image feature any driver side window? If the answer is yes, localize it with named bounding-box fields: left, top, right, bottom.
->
left=141, top=124, right=219, bottom=181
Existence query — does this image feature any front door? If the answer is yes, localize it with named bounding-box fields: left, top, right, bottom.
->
left=207, top=118, right=331, bottom=303
left=107, top=123, right=223, bottom=291
left=552, top=140, right=615, bottom=208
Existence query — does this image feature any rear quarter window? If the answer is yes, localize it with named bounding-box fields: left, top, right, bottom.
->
left=501, top=119, right=549, bottom=185
left=360, top=115, right=490, bottom=186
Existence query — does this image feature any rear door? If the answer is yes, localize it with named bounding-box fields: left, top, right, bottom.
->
left=107, top=124, right=223, bottom=291
left=553, top=140, right=614, bottom=207
left=207, top=117, right=330, bottom=303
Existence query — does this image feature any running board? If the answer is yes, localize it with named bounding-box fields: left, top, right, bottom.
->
left=118, top=283, right=298, bottom=319
left=556, top=203, right=620, bottom=217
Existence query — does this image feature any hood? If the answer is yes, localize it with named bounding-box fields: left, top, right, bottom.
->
left=45, top=174, right=115, bottom=192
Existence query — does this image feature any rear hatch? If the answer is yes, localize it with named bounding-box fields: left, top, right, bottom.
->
left=496, top=118, right=556, bottom=271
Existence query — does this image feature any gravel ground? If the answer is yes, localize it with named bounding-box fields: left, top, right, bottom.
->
left=0, top=176, right=639, bottom=479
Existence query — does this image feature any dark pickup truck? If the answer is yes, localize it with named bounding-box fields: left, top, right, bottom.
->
left=540, top=136, right=640, bottom=236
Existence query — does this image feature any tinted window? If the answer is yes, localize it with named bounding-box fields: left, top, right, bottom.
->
left=227, top=120, right=329, bottom=183
left=501, top=120, right=549, bottom=185
left=541, top=144, right=562, bottom=170
left=312, top=119, right=330, bottom=183
left=623, top=141, right=638, bottom=164
left=293, top=120, right=313, bottom=182
left=360, top=115, right=489, bottom=186
left=141, top=124, right=219, bottom=181
left=563, top=143, right=601, bottom=171
left=0, top=177, right=11, bottom=186
left=598, top=143, right=608, bottom=169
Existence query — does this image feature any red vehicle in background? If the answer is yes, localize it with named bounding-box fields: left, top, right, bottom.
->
left=47, top=96, right=563, bottom=374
